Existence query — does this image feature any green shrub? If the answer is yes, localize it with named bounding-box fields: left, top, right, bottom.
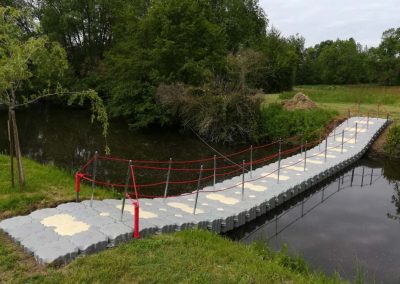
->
left=384, top=124, right=400, bottom=158
left=260, top=103, right=337, bottom=141
left=156, top=83, right=262, bottom=144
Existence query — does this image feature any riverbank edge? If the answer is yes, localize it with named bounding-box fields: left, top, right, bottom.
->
left=0, top=156, right=345, bottom=283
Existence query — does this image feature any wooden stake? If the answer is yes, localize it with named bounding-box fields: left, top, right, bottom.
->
left=11, top=110, right=25, bottom=188
left=7, top=111, right=14, bottom=187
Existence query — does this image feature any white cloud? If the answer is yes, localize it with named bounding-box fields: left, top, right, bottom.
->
left=259, top=0, right=400, bottom=47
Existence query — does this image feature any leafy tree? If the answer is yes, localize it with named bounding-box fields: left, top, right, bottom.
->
left=374, top=28, right=400, bottom=85
left=252, top=29, right=299, bottom=92
left=0, top=6, right=109, bottom=188
left=38, top=0, right=124, bottom=79
left=298, top=39, right=368, bottom=84
left=104, top=0, right=229, bottom=127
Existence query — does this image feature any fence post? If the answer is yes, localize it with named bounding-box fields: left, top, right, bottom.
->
left=304, top=141, right=307, bottom=172
left=242, top=160, right=245, bottom=200
left=213, top=155, right=216, bottom=190
left=277, top=139, right=282, bottom=184
left=361, top=167, right=365, bottom=187
left=355, top=123, right=358, bottom=144
left=133, top=203, right=140, bottom=239
left=370, top=168, right=374, bottom=185
left=319, top=131, right=322, bottom=151
left=75, top=172, right=82, bottom=202
left=163, top=158, right=172, bottom=201
left=367, top=112, right=369, bottom=129
left=347, top=109, right=350, bottom=126
left=341, top=130, right=345, bottom=154
left=333, top=122, right=336, bottom=140
left=90, top=151, right=98, bottom=207
left=378, top=104, right=380, bottom=117
left=324, top=137, right=328, bottom=162
left=350, top=168, right=355, bottom=186
left=250, top=145, right=253, bottom=178
left=120, top=160, right=132, bottom=221
left=193, top=165, right=203, bottom=215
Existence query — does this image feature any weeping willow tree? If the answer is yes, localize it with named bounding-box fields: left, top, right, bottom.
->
left=0, top=6, right=109, bottom=188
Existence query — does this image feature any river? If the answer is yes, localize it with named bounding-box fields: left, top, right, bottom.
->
left=1, top=106, right=400, bottom=283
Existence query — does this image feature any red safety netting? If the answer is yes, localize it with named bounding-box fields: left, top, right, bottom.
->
left=77, top=116, right=369, bottom=196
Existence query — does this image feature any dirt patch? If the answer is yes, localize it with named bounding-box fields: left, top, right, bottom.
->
left=282, top=92, right=316, bottom=110
left=367, top=123, right=391, bottom=159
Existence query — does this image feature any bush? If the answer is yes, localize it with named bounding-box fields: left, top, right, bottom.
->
left=385, top=124, right=400, bottom=158
left=260, top=103, right=336, bottom=141
left=156, top=83, right=262, bottom=144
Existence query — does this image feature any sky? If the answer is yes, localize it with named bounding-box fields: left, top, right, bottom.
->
left=259, top=0, right=400, bottom=47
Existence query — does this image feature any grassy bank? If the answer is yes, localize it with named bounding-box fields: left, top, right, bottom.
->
left=0, top=155, right=116, bottom=220
left=280, top=85, right=400, bottom=121
left=263, top=85, right=400, bottom=156
left=0, top=156, right=345, bottom=283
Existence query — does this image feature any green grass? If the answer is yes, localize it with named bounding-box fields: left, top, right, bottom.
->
left=272, top=85, right=400, bottom=123
left=281, top=85, right=400, bottom=105
left=0, top=155, right=346, bottom=283
left=1, top=230, right=345, bottom=283
left=260, top=103, right=337, bottom=141
left=0, top=155, right=116, bottom=220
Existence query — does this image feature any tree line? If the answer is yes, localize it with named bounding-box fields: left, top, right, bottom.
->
left=2, top=0, right=400, bottom=143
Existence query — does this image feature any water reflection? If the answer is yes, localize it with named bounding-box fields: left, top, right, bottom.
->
left=228, top=165, right=384, bottom=242
left=387, top=182, right=400, bottom=222
left=226, top=159, right=400, bottom=283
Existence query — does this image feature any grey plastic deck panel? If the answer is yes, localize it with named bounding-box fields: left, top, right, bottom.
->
left=0, top=117, right=388, bottom=265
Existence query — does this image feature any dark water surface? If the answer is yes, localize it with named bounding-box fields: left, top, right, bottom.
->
left=1, top=107, right=400, bottom=283
left=227, top=159, right=400, bottom=283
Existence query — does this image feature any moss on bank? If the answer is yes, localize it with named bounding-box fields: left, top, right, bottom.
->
left=0, top=156, right=346, bottom=283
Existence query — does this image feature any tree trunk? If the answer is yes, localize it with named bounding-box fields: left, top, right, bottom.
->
left=7, top=110, right=15, bottom=187
left=10, top=110, right=25, bottom=188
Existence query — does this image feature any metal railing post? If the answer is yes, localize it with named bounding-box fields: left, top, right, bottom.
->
left=350, top=168, right=355, bottom=186
left=121, top=160, right=132, bottom=221
left=361, top=167, right=365, bottom=187
left=193, top=165, right=203, bottom=215
left=355, top=123, right=358, bottom=144
left=370, top=168, right=374, bottom=185
left=304, top=140, right=307, bottom=171
left=277, top=139, right=282, bottom=184
left=324, top=137, right=328, bottom=162
left=347, top=109, right=350, bottom=126
left=319, top=131, right=322, bottom=151
left=163, top=158, right=172, bottom=201
left=333, top=122, right=336, bottom=140
left=242, top=160, right=245, bottom=200
left=367, top=112, right=369, bottom=129
left=341, top=130, right=344, bottom=154
left=250, top=146, right=253, bottom=178
left=90, top=151, right=98, bottom=207
left=75, top=172, right=82, bottom=202
left=213, top=155, right=216, bottom=190
left=378, top=104, right=380, bottom=117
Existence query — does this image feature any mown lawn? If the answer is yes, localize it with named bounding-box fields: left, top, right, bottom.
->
left=278, top=85, right=400, bottom=122
left=0, top=155, right=346, bottom=283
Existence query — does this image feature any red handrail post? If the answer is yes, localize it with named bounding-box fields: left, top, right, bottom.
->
left=75, top=172, right=83, bottom=202
left=130, top=165, right=141, bottom=239
left=133, top=202, right=140, bottom=239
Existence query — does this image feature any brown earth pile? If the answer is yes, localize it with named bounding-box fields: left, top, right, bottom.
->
left=282, top=92, right=317, bottom=110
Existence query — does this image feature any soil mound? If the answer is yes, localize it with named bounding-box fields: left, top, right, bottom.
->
left=282, top=92, right=316, bottom=110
